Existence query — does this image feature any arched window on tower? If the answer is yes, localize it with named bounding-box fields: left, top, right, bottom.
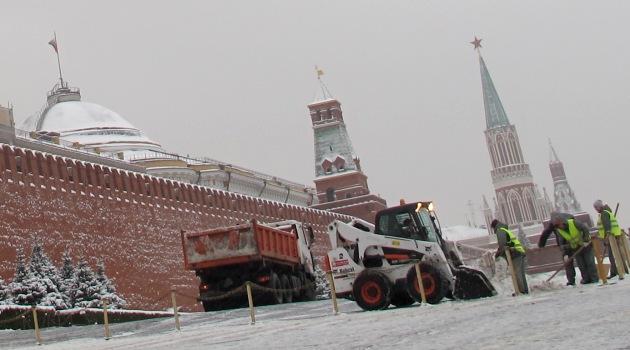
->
left=506, top=134, right=516, bottom=165
left=497, top=193, right=509, bottom=224
left=523, top=189, right=537, bottom=222
left=326, top=188, right=336, bottom=202
left=508, top=190, right=524, bottom=224
left=487, top=137, right=498, bottom=169
left=334, top=156, right=346, bottom=172
left=321, top=159, right=333, bottom=174
left=496, top=135, right=507, bottom=166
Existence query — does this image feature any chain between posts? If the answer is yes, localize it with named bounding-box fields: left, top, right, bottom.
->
left=0, top=308, right=32, bottom=324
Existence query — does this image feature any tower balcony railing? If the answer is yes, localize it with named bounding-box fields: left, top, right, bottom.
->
left=490, top=164, right=532, bottom=181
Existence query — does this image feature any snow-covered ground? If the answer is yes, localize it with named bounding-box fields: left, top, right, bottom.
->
left=3, top=267, right=629, bottom=350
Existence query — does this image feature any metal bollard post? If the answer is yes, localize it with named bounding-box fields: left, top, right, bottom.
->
left=592, top=237, right=608, bottom=285
left=414, top=262, right=427, bottom=304
left=31, top=305, right=41, bottom=345
left=504, top=248, right=520, bottom=296
left=246, top=282, right=256, bottom=324
left=103, top=297, right=111, bottom=340
left=326, top=271, right=339, bottom=315
left=620, top=233, right=630, bottom=272
left=170, top=287, right=181, bottom=331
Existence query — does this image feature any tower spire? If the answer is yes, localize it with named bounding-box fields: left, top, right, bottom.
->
left=548, top=140, right=583, bottom=213
left=473, top=37, right=511, bottom=129
left=476, top=38, right=551, bottom=227
left=549, top=138, right=560, bottom=163
left=313, top=65, right=333, bottom=102
left=307, top=75, right=386, bottom=222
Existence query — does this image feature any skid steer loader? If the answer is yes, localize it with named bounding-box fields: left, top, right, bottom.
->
left=325, top=201, right=496, bottom=311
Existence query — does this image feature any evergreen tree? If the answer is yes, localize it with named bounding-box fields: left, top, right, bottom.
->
left=9, top=248, right=46, bottom=305
left=57, top=251, right=78, bottom=307
left=313, top=264, right=330, bottom=300
left=0, top=276, right=8, bottom=304
left=29, top=241, right=68, bottom=309
left=95, top=260, right=127, bottom=309
left=73, top=255, right=100, bottom=308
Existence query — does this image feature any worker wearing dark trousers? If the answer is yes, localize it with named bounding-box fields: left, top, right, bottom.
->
left=593, top=200, right=628, bottom=278
left=552, top=216, right=599, bottom=284
left=538, top=212, right=578, bottom=286
left=491, top=219, right=529, bottom=294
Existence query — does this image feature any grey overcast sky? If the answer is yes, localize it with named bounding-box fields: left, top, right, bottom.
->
left=1, top=1, right=629, bottom=227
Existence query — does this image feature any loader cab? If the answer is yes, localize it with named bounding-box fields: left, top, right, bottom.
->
left=374, top=201, right=444, bottom=246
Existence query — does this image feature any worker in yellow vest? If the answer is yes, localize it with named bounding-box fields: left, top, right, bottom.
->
left=491, top=219, right=528, bottom=294
left=593, top=199, right=627, bottom=278
left=552, top=215, right=599, bottom=284
left=538, top=212, right=579, bottom=286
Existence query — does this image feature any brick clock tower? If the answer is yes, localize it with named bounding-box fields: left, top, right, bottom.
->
left=308, top=72, right=386, bottom=223
left=472, top=38, right=552, bottom=230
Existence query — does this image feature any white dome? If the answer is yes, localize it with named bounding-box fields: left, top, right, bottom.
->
left=21, top=98, right=164, bottom=154
left=40, top=101, right=137, bottom=132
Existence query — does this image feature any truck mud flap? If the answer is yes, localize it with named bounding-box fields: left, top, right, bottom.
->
left=452, top=266, right=497, bottom=300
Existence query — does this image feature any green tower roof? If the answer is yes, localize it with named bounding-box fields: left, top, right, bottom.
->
left=479, top=55, right=511, bottom=129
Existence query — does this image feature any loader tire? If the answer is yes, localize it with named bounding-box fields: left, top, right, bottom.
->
left=352, top=271, right=392, bottom=311
left=406, top=264, right=448, bottom=304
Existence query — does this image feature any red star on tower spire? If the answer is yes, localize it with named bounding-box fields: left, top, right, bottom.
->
left=471, top=36, right=482, bottom=49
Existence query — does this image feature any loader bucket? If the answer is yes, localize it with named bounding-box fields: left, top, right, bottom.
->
left=452, top=266, right=497, bottom=300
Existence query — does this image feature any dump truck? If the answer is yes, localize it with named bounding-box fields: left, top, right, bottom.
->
left=181, top=219, right=317, bottom=311
left=326, top=201, right=496, bottom=311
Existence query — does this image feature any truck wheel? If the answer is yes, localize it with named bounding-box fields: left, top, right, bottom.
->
left=281, top=274, right=293, bottom=303
left=406, top=264, right=448, bottom=305
left=352, top=271, right=392, bottom=311
left=267, top=272, right=283, bottom=304
left=291, top=276, right=302, bottom=300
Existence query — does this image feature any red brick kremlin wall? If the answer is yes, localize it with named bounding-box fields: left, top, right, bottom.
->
left=0, top=144, right=352, bottom=311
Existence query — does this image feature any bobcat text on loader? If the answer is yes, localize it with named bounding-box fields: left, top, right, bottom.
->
left=326, top=201, right=496, bottom=311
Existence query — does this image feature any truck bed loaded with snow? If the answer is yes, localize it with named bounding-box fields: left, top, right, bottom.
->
left=181, top=219, right=317, bottom=311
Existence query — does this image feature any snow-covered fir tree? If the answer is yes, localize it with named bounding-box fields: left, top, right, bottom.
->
left=0, top=276, right=8, bottom=304
left=94, top=260, right=126, bottom=309
left=313, top=264, right=330, bottom=300
left=57, top=251, right=78, bottom=307
left=29, top=241, right=68, bottom=309
left=73, top=255, right=101, bottom=308
left=9, top=248, right=46, bottom=305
